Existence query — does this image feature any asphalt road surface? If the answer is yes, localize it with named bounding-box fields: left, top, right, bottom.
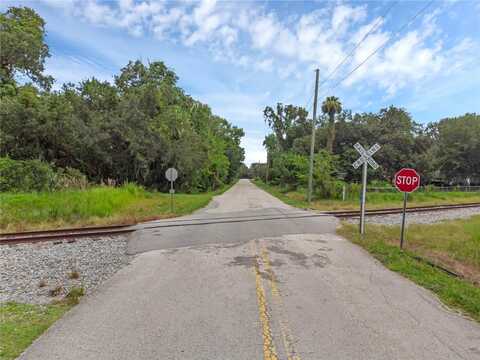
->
left=20, top=180, right=480, bottom=360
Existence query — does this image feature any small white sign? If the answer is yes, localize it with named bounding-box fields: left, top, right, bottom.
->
left=165, top=168, right=178, bottom=182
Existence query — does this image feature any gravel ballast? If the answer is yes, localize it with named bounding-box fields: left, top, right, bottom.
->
left=347, top=206, right=480, bottom=226
left=0, top=236, right=131, bottom=304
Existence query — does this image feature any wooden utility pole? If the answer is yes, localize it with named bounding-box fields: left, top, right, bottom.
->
left=307, top=69, right=319, bottom=203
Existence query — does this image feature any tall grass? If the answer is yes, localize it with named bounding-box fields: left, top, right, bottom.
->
left=0, top=183, right=233, bottom=232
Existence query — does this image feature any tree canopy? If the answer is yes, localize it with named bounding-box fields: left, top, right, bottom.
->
left=0, top=7, right=245, bottom=192
left=262, top=99, right=479, bottom=187
left=0, top=6, right=53, bottom=89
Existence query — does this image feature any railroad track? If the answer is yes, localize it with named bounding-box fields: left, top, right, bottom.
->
left=1, top=202, right=479, bottom=245
left=326, top=202, right=480, bottom=218
left=0, top=224, right=135, bottom=245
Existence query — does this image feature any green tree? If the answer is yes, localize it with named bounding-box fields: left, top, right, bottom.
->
left=321, top=96, right=342, bottom=153
left=263, top=103, right=308, bottom=151
left=0, top=7, right=53, bottom=89
left=263, top=133, right=278, bottom=182
left=434, top=113, right=480, bottom=183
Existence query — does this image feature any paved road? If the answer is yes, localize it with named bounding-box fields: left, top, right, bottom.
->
left=20, top=180, right=480, bottom=360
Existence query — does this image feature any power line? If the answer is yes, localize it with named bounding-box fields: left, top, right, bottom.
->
left=319, top=1, right=398, bottom=89
left=319, top=0, right=434, bottom=98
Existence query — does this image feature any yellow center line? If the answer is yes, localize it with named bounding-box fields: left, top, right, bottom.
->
left=250, top=241, right=279, bottom=360
left=260, top=243, right=302, bottom=360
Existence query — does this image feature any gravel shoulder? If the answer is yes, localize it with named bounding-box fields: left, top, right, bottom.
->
left=0, top=236, right=131, bottom=304
left=347, top=206, right=480, bottom=226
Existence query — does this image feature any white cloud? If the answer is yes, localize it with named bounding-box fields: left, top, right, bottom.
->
left=35, top=0, right=480, bottom=167
left=249, top=14, right=280, bottom=49
left=331, top=4, right=367, bottom=35
left=42, top=0, right=478, bottom=100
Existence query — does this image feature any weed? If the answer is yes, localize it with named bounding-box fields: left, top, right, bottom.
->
left=48, top=286, right=63, bottom=297
left=65, top=287, right=85, bottom=305
left=68, top=270, right=80, bottom=280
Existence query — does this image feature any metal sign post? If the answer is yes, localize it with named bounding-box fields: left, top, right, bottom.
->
left=352, top=143, right=381, bottom=235
left=165, top=168, right=178, bottom=213
left=400, top=192, right=408, bottom=249
left=394, top=168, right=420, bottom=249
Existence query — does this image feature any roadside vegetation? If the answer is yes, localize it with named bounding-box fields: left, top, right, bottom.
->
left=0, top=302, right=71, bottom=360
left=1, top=6, right=245, bottom=194
left=0, top=284, right=87, bottom=360
left=0, top=286, right=84, bottom=360
left=0, top=182, right=233, bottom=232
left=0, top=6, right=244, bottom=232
left=254, top=180, right=480, bottom=210
left=251, top=102, right=479, bottom=200
left=338, top=217, right=480, bottom=322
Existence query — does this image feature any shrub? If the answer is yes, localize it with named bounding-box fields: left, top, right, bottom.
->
left=313, top=150, right=338, bottom=198
left=267, top=151, right=340, bottom=198
left=55, top=167, right=88, bottom=190
left=0, top=157, right=89, bottom=192
left=271, top=153, right=309, bottom=190
left=0, top=157, right=57, bottom=192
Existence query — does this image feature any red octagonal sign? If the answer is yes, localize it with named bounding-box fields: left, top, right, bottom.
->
left=394, top=168, right=421, bottom=193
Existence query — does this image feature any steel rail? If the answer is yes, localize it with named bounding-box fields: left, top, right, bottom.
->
left=1, top=202, right=479, bottom=245
left=0, top=224, right=135, bottom=245
left=328, top=202, right=480, bottom=218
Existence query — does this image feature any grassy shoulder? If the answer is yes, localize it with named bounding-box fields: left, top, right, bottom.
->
left=0, top=182, right=235, bottom=233
left=0, top=302, right=71, bottom=360
left=253, top=179, right=480, bottom=211
left=338, top=219, right=480, bottom=322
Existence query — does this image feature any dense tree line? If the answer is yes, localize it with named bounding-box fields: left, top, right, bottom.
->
left=0, top=7, right=245, bottom=192
left=261, top=100, right=480, bottom=192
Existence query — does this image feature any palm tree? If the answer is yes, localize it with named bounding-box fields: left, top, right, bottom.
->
left=321, top=96, right=342, bottom=153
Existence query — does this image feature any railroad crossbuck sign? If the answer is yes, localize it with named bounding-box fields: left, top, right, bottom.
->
left=394, top=168, right=420, bottom=193
left=353, top=143, right=381, bottom=170
left=352, top=142, right=381, bottom=235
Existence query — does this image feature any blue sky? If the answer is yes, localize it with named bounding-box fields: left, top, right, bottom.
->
left=3, top=0, right=480, bottom=164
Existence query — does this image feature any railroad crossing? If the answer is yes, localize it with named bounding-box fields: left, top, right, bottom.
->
left=18, top=180, right=480, bottom=360
left=352, top=142, right=381, bottom=234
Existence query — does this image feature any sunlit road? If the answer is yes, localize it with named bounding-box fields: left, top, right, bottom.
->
left=20, top=180, right=480, bottom=360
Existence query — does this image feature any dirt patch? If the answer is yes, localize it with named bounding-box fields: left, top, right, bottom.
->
left=424, top=251, right=480, bottom=285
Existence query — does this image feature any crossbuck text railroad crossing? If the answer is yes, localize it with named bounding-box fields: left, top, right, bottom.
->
left=352, top=142, right=381, bottom=235
left=353, top=143, right=380, bottom=170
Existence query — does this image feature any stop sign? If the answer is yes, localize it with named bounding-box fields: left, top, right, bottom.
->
left=394, top=168, right=420, bottom=193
